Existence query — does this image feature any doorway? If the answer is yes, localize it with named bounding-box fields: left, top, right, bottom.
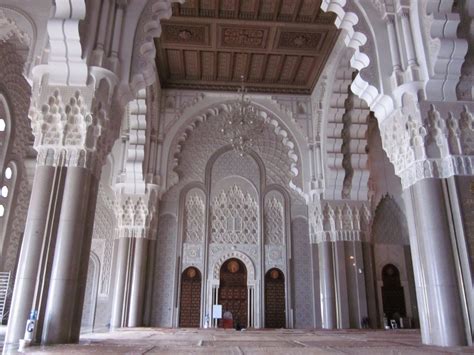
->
left=381, top=264, right=406, bottom=325
left=179, top=267, right=202, bottom=327
left=219, top=258, right=247, bottom=327
left=265, top=268, right=285, bottom=328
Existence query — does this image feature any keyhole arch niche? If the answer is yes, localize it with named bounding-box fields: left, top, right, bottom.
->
left=209, top=251, right=257, bottom=328
left=170, top=101, right=303, bottom=329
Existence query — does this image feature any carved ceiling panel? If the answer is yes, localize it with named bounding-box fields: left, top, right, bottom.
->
left=155, top=0, right=338, bottom=94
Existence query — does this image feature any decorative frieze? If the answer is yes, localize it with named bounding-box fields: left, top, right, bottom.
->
left=308, top=201, right=371, bottom=244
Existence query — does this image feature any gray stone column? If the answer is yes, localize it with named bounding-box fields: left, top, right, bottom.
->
left=42, top=167, right=92, bottom=344
left=319, top=241, right=336, bottom=329
left=70, top=175, right=100, bottom=341
left=128, top=238, right=148, bottom=327
left=403, top=178, right=469, bottom=346
left=334, top=241, right=349, bottom=328
left=143, top=238, right=156, bottom=326
left=4, top=166, right=58, bottom=348
left=361, top=242, right=379, bottom=328
left=110, top=237, right=130, bottom=328
left=345, top=241, right=368, bottom=328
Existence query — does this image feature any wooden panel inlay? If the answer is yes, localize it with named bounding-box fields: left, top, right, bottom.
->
left=179, top=267, right=202, bottom=327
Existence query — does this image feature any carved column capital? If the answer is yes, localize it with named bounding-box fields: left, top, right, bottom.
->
left=28, top=79, right=121, bottom=177
left=380, top=98, right=474, bottom=189
left=308, top=200, right=370, bottom=244
left=114, top=186, right=159, bottom=240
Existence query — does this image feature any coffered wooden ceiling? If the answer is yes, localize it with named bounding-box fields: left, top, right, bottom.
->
left=155, top=0, right=339, bottom=94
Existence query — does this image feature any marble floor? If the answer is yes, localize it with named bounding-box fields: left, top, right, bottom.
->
left=1, top=327, right=474, bottom=354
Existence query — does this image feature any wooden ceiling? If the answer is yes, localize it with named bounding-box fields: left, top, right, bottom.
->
left=155, top=0, right=339, bottom=94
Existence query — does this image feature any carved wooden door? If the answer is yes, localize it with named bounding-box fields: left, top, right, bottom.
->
left=219, top=258, right=248, bottom=327
left=179, top=267, right=202, bottom=327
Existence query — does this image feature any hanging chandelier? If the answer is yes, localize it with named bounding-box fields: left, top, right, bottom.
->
left=220, top=76, right=264, bottom=156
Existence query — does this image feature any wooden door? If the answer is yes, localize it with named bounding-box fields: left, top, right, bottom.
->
left=179, top=267, right=201, bottom=327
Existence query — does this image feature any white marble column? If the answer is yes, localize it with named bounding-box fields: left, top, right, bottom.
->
left=70, top=175, right=100, bottom=341
left=42, top=167, right=92, bottom=344
left=128, top=238, right=148, bottom=327
left=403, top=178, right=469, bottom=346
left=319, top=241, right=337, bottom=329
left=111, top=237, right=130, bottom=328
left=4, top=166, right=58, bottom=348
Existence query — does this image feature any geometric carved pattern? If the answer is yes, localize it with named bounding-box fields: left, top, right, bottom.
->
left=212, top=150, right=260, bottom=187
left=92, top=186, right=116, bottom=296
left=372, top=196, right=409, bottom=245
left=291, top=217, right=314, bottom=329
left=167, top=107, right=303, bottom=203
left=184, top=191, right=205, bottom=243
left=264, top=197, right=284, bottom=245
left=152, top=214, right=177, bottom=327
left=211, top=185, right=258, bottom=244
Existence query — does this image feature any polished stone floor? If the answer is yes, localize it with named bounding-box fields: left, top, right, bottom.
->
left=1, top=327, right=474, bottom=354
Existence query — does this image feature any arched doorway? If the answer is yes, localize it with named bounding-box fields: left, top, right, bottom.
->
left=382, top=264, right=406, bottom=326
left=179, top=267, right=202, bottom=327
left=265, top=268, right=285, bottom=328
left=219, top=258, right=247, bottom=327
left=81, top=254, right=99, bottom=333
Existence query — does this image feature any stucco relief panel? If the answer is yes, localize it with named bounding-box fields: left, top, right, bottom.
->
left=184, top=190, right=205, bottom=243
left=152, top=214, right=177, bottom=327
left=210, top=185, right=259, bottom=244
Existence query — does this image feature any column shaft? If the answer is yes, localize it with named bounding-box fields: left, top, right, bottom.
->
left=143, top=239, right=156, bottom=326
left=128, top=238, right=148, bottom=327
left=42, top=167, right=92, bottom=344
left=70, top=175, right=99, bottom=341
left=319, top=241, right=336, bottom=329
left=403, top=178, right=468, bottom=346
left=4, top=166, right=58, bottom=347
left=110, top=237, right=130, bottom=328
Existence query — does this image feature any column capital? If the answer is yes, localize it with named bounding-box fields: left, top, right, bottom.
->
left=28, top=77, right=121, bottom=176
left=380, top=98, right=474, bottom=190
left=114, top=186, right=159, bottom=240
left=308, top=200, right=371, bottom=244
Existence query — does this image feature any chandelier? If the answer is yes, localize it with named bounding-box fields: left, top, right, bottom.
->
left=220, top=76, right=264, bottom=156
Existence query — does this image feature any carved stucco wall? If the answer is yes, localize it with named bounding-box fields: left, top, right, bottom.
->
left=211, top=150, right=260, bottom=189
left=182, top=188, right=205, bottom=271
left=165, top=103, right=303, bottom=202
left=291, top=217, right=314, bottom=328
left=81, top=254, right=99, bottom=332
left=151, top=213, right=177, bottom=327
left=88, top=184, right=116, bottom=330
left=372, top=195, right=409, bottom=246
left=371, top=195, right=416, bottom=321
left=264, top=190, right=286, bottom=273
left=211, top=184, right=259, bottom=245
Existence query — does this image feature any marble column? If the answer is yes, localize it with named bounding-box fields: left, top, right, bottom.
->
left=403, top=178, right=469, bottom=346
left=319, top=241, right=336, bottom=329
left=128, top=238, right=148, bottom=327
left=334, top=241, right=349, bottom=329
left=42, top=167, right=92, bottom=344
left=70, top=175, right=100, bottom=341
left=110, top=237, right=130, bottom=328
left=143, top=238, right=156, bottom=326
left=361, top=242, right=379, bottom=328
left=4, top=166, right=58, bottom=348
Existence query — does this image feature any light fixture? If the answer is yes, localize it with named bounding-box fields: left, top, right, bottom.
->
left=220, top=76, right=264, bottom=156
